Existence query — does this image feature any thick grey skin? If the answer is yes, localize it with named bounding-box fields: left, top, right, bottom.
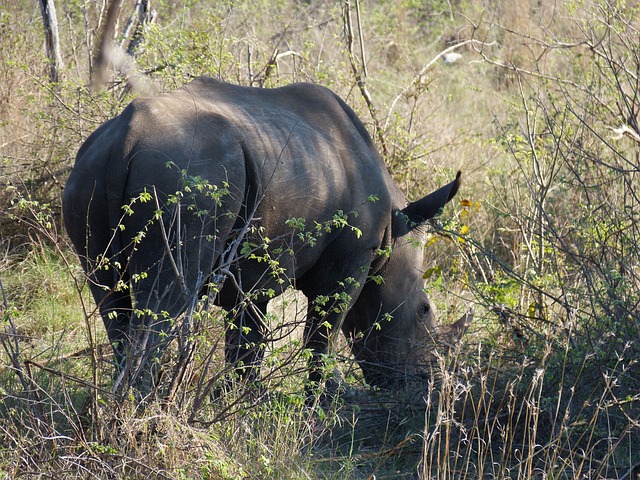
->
left=63, top=77, right=460, bottom=393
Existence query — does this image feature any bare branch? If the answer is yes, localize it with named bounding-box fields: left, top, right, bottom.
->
left=343, top=0, right=388, bottom=157
left=153, top=186, right=187, bottom=295
left=384, top=39, right=495, bottom=131
left=608, top=124, right=640, bottom=143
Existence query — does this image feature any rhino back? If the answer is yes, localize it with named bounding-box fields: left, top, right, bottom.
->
left=69, top=78, right=400, bottom=293
left=179, top=78, right=396, bottom=246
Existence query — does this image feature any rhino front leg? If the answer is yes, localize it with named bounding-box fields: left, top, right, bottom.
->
left=301, top=267, right=369, bottom=397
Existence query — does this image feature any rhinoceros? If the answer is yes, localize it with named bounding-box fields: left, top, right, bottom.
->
left=63, top=77, right=461, bottom=395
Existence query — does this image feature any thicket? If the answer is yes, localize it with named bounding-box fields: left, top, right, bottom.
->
left=1, top=0, right=639, bottom=478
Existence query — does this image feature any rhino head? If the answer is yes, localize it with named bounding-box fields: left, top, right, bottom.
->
left=342, top=171, right=465, bottom=387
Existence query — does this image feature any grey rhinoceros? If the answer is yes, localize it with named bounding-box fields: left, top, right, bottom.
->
left=63, top=77, right=461, bottom=396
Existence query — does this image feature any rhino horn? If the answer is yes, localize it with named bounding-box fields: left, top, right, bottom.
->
left=438, top=307, right=474, bottom=350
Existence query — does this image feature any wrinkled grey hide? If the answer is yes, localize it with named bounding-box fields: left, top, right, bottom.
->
left=63, top=77, right=460, bottom=395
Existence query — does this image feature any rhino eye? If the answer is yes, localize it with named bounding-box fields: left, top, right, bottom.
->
left=419, top=302, right=431, bottom=318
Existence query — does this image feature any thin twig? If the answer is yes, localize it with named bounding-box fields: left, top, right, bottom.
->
left=24, top=360, right=116, bottom=397
left=344, top=0, right=388, bottom=157
left=0, top=280, right=30, bottom=391
left=153, top=186, right=187, bottom=294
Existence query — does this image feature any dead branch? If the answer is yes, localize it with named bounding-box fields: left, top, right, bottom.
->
left=124, top=0, right=155, bottom=56
left=257, top=49, right=302, bottom=87
left=24, top=360, right=115, bottom=397
left=0, top=280, right=30, bottom=391
left=609, top=124, right=640, bottom=143
left=343, top=0, right=388, bottom=157
left=383, top=39, right=495, bottom=131
left=92, top=0, right=124, bottom=87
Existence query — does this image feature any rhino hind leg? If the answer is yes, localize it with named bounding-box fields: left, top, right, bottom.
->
left=117, top=193, right=244, bottom=398
left=224, top=300, right=268, bottom=384
left=77, top=256, right=133, bottom=379
left=64, top=187, right=134, bottom=380
left=302, top=308, right=331, bottom=391
left=96, top=287, right=132, bottom=373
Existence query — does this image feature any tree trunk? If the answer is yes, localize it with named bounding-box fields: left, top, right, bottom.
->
left=125, top=0, right=154, bottom=56
left=38, top=0, right=64, bottom=83
left=92, top=0, right=124, bottom=87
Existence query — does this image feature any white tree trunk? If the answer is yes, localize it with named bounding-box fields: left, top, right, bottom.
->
left=38, top=0, right=64, bottom=83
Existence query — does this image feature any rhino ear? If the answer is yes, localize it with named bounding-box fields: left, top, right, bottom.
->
left=392, top=171, right=461, bottom=238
